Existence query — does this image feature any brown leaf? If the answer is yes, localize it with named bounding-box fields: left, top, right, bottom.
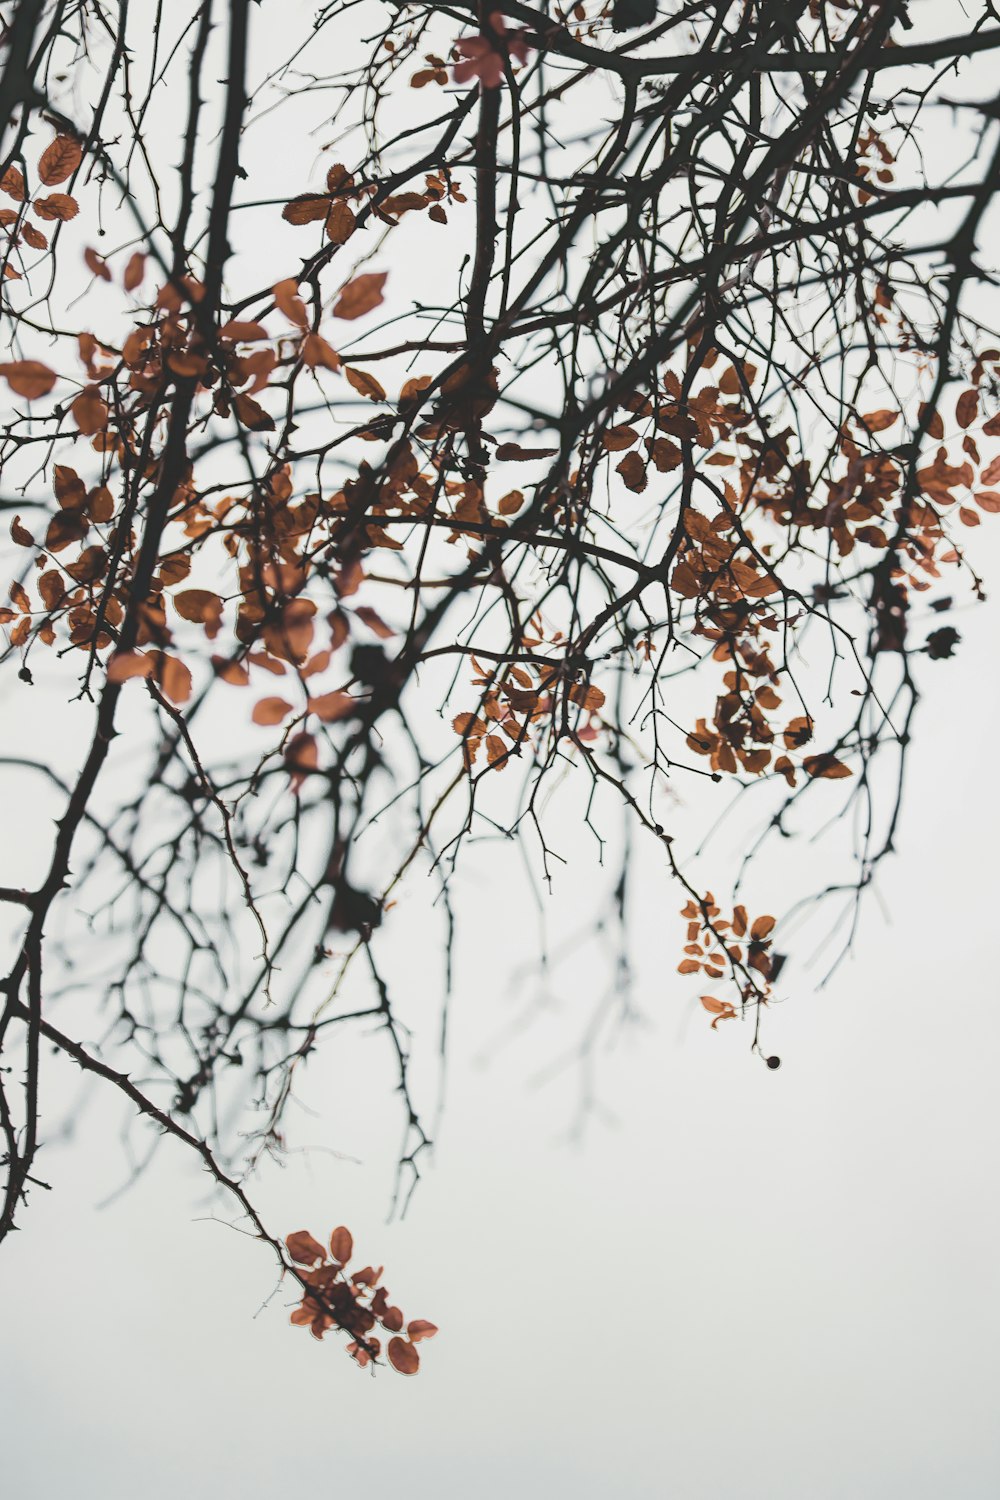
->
left=273, top=276, right=308, bottom=329
left=71, top=386, right=109, bottom=436
left=387, top=1337, right=420, bottom=1375
left=453, top=713, right=487, bottom=737
left=802, top=752, right=852, bottom=779
left=219, top=319, right=269, bottom=342
left=33, top=192, right=78, bottom=222
left=860, top=409, right=898, bottom=433
left=344, top=366, right=386, bottom=402
left=212, top=656, right=250, bottom=686
left=308, top=689, right=356, bottom=722
left=406, top=1319, right=438, bottom=1342
left=486, top=733, right=509, bottom=769
left=21, top=221, right=47, bottom=250
left=233, top=392, right=275, bottom=431
left=498, top=489, right=524, bottom=516
left=719, top=360, right=756, bottom=394
left=782, top=715, right=813, bottom=750
left=84, top=246, right=111, bottom=281
left=286, top=1230, right=327, bottom=1266
left=333, top=271, right=387, bottom=321
left=495, top=442, right=558, bottom=461
left=616, top=450, right=647, bottom=493
left=399, top=374, right=432, bottom=406
left=355, top=605, right=394, bottom=638
left=0, top=360, right=56, bottom=399
left=123, top=251, right=146, bottom=291
left=601, top=424, right=638, bottom=451
left=0, top=166, right=25, bottom=201
left=956, top=388, right=979, bottom=429
left=569, top=681, right=605, bottom=711
left=329, top=1225, right=353, bottom=1264
left=156, top=653, right=193, bottom=705
left=750, top=915, right=775, bottom=941
left=173, top=588, right=224, bottom=638
left=252, top=696, right=293, bottom=726
left=700, top=995, right=736, bottom=1028
left=325, top=200, right=356, bottom=245
left=918, top=402, right=944, bottom=440
left=282, top=194, right=334, bottom=225
left=301, top=333, right=340, bottom=371
left=107, top=651, right=155, bottom=683
left=647, top=437, right=682, bottom=472
left=38, top=135, right=83, bottom=186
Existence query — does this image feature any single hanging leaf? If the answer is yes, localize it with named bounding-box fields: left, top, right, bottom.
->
left=0, top=360, right=56, bottom=399
left=333, top=272, right=387, bottom=320
left=344, top=367, right=386, bottom=401
left=285, top=1230, right=327, bottom=1266
left=329, top=1226, right=353, bottom=1264
left=802, top=752, right=852, bottom=779
left=38, top=135, right=83, bottom=186
left=387, top=1337, right=420, bottom=1375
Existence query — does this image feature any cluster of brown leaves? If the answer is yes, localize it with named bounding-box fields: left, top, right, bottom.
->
left=678, top=897, right=778, bottom=1029
left=286, top=1226, right=437, bottom=1373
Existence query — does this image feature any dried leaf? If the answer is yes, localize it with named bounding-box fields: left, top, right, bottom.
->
left=38, top=135, right=83, bottom=186
left=387, top=1337, right=420, bottom=1375
left=802, top=752, right=852, bottom=779
left=0, top=166, right=25, bottom=201
left=71, top=386, right=109, bottom=435
left=956, top=388, right=979, bottom=429
left=252, top=696, right=293, bottom=726
left=325, top=200, right=356, bottom=245
left=233, top=392, right=275, bottom=431
left=301, top=333, right=340, bottom=371
left=329, top=1226, right=353, bottom=1264
left=107, top=651, right=155, bottom=683
left=84, top=246, right=111, bottom=281
left=173, top=588, right=224, bottom=638
left=282, top=194, right=334, bottom=225
left=498, top=490, right=524, bottom=516
left=286, top=1230, right=327, bottom=1266
left=344, top=367, right=386, bottom=402
left=616, top=450, right=647, bottom=493
left=308, top=689, right=356, bottom=722
left=602, top=424, right=639, bottom=451
left=123, top=251, right=146, bottom=291
left=495, top=442, right=557, bottom=461
left=156, top=653, right=193, bottom=705
left=860, top=409, right=898, bottom=433
left=355, top=605, right=394, bottom=638
left=0, top=360, right=56, bottom=399
left=333, top=272, right=387, bottom=321
left=273, top=277, right=308, bottom=329
left=33, top=192, right=78, bottom=222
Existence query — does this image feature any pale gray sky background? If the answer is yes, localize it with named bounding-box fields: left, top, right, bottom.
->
left=2, top=3, right=999, bottom=1496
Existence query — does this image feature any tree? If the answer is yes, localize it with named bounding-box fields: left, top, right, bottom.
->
left=0, top=0, right=998, bottom=1371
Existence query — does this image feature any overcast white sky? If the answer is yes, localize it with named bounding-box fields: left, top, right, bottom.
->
left=2, top=3, right=1000, bottom=1496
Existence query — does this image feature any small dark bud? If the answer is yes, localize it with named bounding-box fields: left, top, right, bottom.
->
left=766, top=1055, right=781, bottom=1070
left=926, top=625, right=960, bottom=660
